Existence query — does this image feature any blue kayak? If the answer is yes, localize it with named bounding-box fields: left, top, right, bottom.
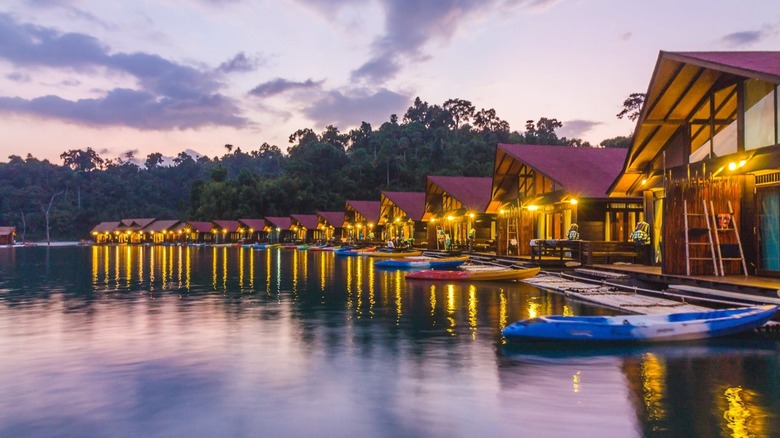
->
left=374, top=255, right=469, bottom=269
left=502, top=305, right=777, bottom=343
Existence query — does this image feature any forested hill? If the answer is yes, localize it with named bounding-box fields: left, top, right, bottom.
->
left=0, top=97, right=631, bottom=241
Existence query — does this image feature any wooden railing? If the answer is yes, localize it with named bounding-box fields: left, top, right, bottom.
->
left=530, top=240, right=645, bottom=265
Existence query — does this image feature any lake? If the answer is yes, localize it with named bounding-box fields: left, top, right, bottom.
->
left=0, top=245, right=779, bottom=437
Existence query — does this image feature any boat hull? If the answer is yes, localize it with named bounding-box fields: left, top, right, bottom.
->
left=502, top=305, right=777, bottom=343
left=364, top=250, right=423, bottom=258
left=406, top=266, right=540, bottom=281
left=374, top=256, right=469, bottom=269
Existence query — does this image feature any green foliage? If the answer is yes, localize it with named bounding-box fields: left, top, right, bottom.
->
left=0, top=97, right=604, bottom=240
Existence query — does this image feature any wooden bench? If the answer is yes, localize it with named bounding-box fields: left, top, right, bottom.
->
left=582, top=241, right=640, bottom=264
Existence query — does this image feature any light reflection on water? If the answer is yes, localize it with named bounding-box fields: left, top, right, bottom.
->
left=0, top=246, right=779, bottom=437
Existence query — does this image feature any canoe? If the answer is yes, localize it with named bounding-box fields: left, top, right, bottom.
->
left=406, top=266, right=540, bottom=281
left=502, top=305, right=777, bottom=343
left=374, top=255, right=469, bottom=269
left=363, top=250, right=422, bottom=258
left=252, top=243, right=279, bottom=249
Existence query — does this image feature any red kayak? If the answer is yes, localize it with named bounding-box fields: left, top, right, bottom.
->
left=406, top=266, right=540, bottom=281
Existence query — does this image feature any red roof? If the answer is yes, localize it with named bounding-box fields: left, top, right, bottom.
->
left=238, top=218, right=265, bottom=231
left=317, top=211, right=345, bottom=228
left=186, top=221, right=214, bottom=233
left=427, top=176, right=493, bottom=212
left=291, top=214, right=319, bottom=229
left=0, top=226, right=16, bottom=236
left=346, top=200, right=381, bottom=223
left=265, top=216, right=292, bottom=230
left=670, top=51, right=780, bottom=81
left=497, top=144, right=627, bottom=198
left=212, top=220, right=240, bottom=232
left=382, top=192, right=426, bottom=221
left=91, top=221, right=120, bottom=233
left=143, top=220, right=180, bottom=232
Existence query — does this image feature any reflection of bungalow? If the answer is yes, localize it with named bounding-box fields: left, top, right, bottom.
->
left=183, top=221, right=215, bottom=243
left=610, top=51, right=780, bottom=276
left=116, top=218, right=156, bottom=243
left=90, top=221, right=120, bottom=244
left=424, top=176, right=493, bottom=251
left=212, top=220, right=241, bottom=244
left=489, top=144, right=637, bottom=256
left=379, top=192, right=427, bottom=245
left=0, top=227, right=16, bottom=245
left=317, top=211, right=346, bottom=242
left=264, top=217, right=294, bottom=243
left=142, top=220, right=182, bottom=243
left=344, top=200, right=381, bottom=242
left=291, top=214, right=321, bottom=243
left=238, top=218, right=267, bottom=243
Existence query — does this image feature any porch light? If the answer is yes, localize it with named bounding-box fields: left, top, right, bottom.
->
left=430, top=218, right=436, bottom=223
left=276, top=228, right=280, bottom=232
left=570, top=199, right=578, bottom=205
left=641, top=179, right=647, bottom=185
left=447, top=216, right=454, bottom=221
left=222, top=229, right=227, bottom=233
left=394, top=217, right=401, bottom=223
left=526, top=205, right=539, bottom=211
left=212, top=229, right=217, bottom=234
left=368, top=223, right=374, bottom=229
left=92, top=231, right=97, bottom=235
left=499, top=209, right=505, bottom=215
left=469, top=213, right=475, bottom=218
left=249, top=228, right=254, bottom=233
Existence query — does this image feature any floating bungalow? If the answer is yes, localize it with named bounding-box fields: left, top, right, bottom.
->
left=238, top=219, right=267, bottom=243
left=264, top=217, right=294, bottom=243
left=115, top=218, right=156, bottom=243
left=424, top=176, right=494, bottom=251
left=91, top=221, right=121, bottom=244
left=489, top=144, right=638, bottom=257
left=379, top=191, right=427, bottom=246
left=142, top=220, right=182, bottom=244
left=610, top=51, right=780, bottom=277
left=344, top=200, right=381, bottom=242
left=317, top=211, right=346, bottom=243
left=183, top=221, right=216, bottom=244
left=0, top=227, right=16, bottom=245
left=291, top=214, right=320, bottom=243
left=212, top=220, right=241, bottom=244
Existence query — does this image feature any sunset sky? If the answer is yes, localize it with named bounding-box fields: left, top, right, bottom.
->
left=1, top=0, right=779, bottom=164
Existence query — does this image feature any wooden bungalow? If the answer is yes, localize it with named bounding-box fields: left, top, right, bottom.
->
left=291, top=214, right=321, bottom=243
left=424, top=176, right=494, bottom=251
left=90, top=221, right=120, bottom=244
left=610, top=51, right=780, bottom=276
left=316, top=211, right=346, bottom=243
left=379, top=192, right=427, bottom=246
left=264, top=217, right=294, bottom=243
left=182, top=221, right=215, bottom=244
left=212, top=220, right=241, bottom=244
left=116, top=218, right=156, bottom=244
left=0, top=227, right=16, bottom=245
left=238, top=218, right=267, bottom=243
left=489, top=144, right=638, bottom=256
left=344, top=200, right=381, bottom=243
left=142, top=220, right=181, bottom=244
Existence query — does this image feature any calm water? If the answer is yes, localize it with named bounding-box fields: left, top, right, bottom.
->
left=1, top=246, right=779, bottom=437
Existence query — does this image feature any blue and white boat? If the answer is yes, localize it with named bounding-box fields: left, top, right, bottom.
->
left=374, top=255, right=469, bottom=269
left=502, top=305, right=777, bottom=343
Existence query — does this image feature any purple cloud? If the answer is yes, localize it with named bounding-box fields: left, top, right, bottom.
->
left=303, top=88, right=409, bottom=127
left=217, top=52, right=263, bottom=73
left=0, top=13, right=249, bottom=130
left=249, top=78, right=324, bottom=97
left=558, top=119, right=601, bottom=139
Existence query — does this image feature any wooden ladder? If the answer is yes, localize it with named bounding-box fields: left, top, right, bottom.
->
left=684, top=200, right=719, bottom=276
left=709, top=200, right=748, bottom=276
left=506, top=207, right=520, bottom=255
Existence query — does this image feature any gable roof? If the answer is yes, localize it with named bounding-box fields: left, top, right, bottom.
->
left=345, top=200, right=381, bottom=223
left=611, top=51, right=780, bottom=196
left=426, top=176, right=493, bottom=212
left=238, top=218, right=265, bottom=231
left=381, top=192, right=426, bottom=221
left=0, top=226, right=16, bottom=236
left=493, top=144, right=627, bottom=203
left=143, top=220, right=180, bottom=233
left=265, top=216, right=292, bottom=230
left=291, top=214, right=319, bottom=229
left=317, top=211, right=345, bottom=228
left=91, top=221, right=120, bottom=233
left=117, top=218, right=156, bottom=230
left=186, top=221, right=214, bottom=233
left=212, top=220, right=240, bottom=232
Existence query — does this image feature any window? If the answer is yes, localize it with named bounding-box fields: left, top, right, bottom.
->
left=745, top=79, right=776, bottom=150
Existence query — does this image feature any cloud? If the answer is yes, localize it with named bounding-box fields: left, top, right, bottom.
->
left=249, top=78, right=324, bottom=98
left=217, top=52, right=263, bottom=73
left=305, top=0, right=561, bottom=84
left=720, top=24, right=778, bottom=47
left=559, top=119, right=601, bottom=139
left=0, top=13, right=249, bottom=130
left=5, top=72, right=31, bottom=82
left=619, top=32, right=632, bottom=42
left=302, top=87, right=409, bottom=128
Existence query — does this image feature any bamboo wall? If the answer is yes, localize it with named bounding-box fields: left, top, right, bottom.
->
left=663, top=177, right=742, bottom=275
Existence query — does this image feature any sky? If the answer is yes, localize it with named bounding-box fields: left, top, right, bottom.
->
left=1, top=0, right=780, bottom=165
